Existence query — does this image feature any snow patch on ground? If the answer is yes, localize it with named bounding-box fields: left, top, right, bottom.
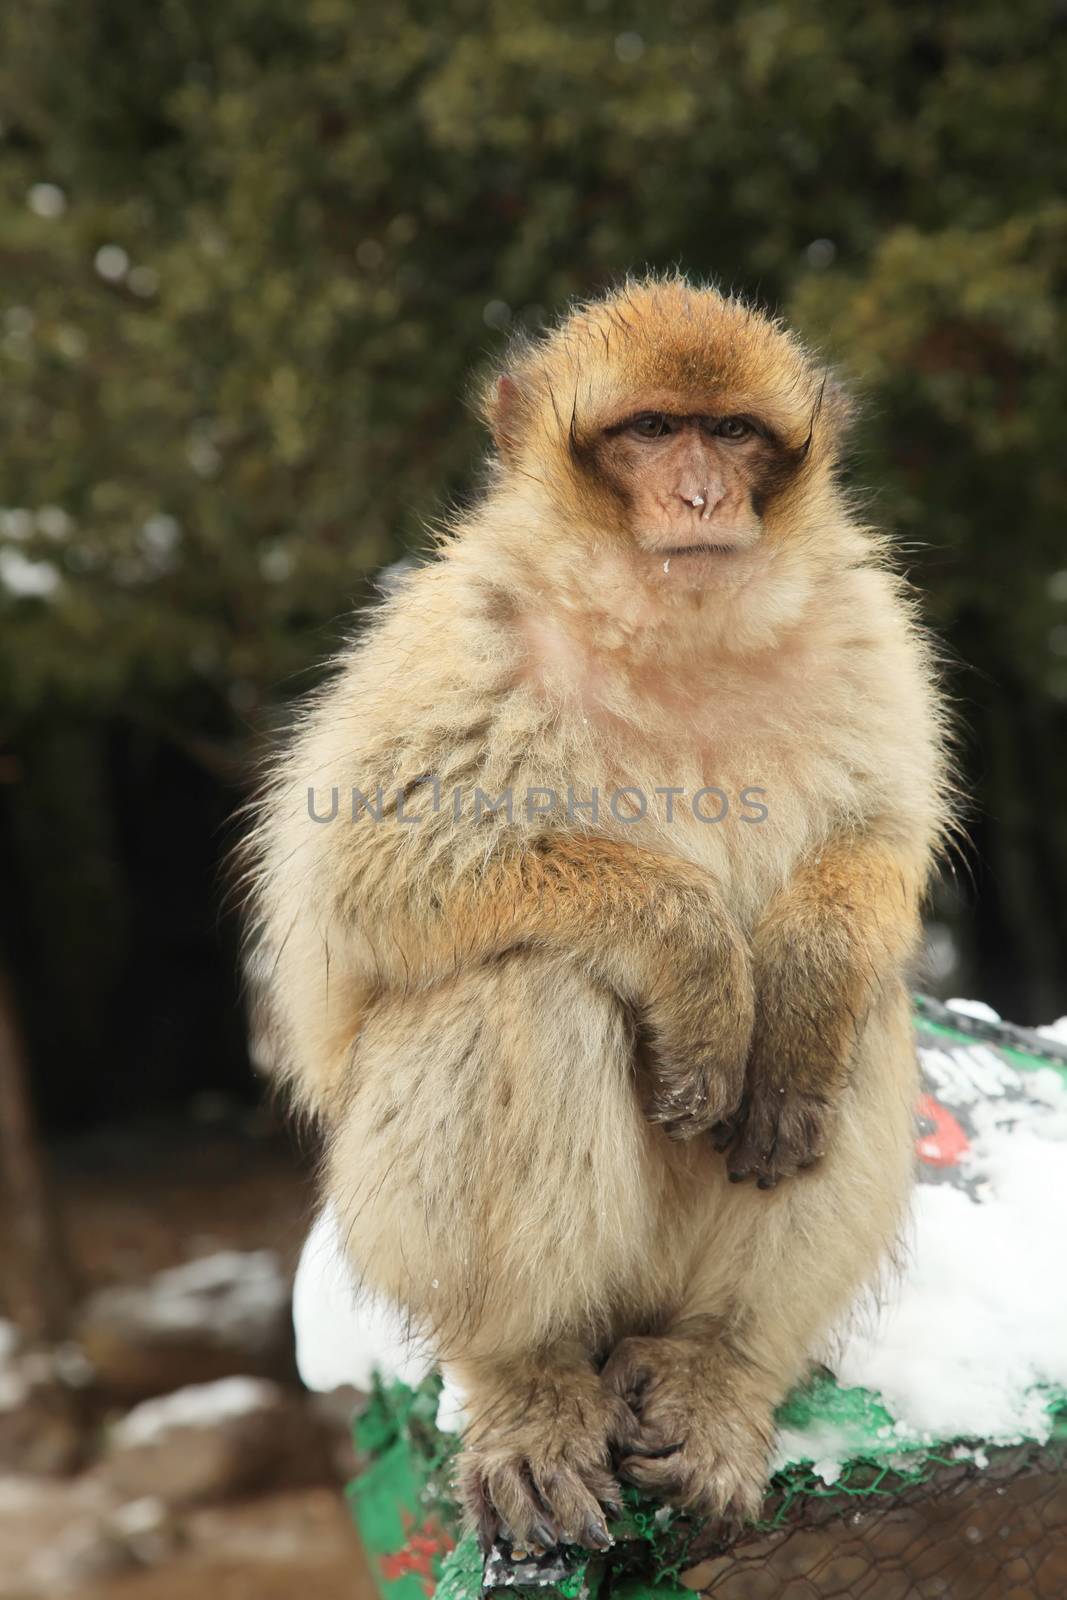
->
left=113, top=1377, right=280, bottom=1448
left=87, top=1249, right=288, bottom=1346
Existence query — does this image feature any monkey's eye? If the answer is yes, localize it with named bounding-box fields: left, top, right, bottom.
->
left=628, top=413, right=672, bottom=440
left=711, top=415, right=754, bottom=441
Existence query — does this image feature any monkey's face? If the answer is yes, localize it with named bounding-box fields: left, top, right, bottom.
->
left=590, top=410, right=786, bottom=577
left=483, top=278, right=849, bottom=596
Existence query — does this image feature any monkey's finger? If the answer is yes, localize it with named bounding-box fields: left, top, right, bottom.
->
left=729, top=1089, right=832, bottom=1184
left=647, top=1101, right=710, bottom=1141
left=774, top=1092, right=832, bottom=1172
left=660, top=1115, right=706, bottom=1142
left=685, top=1454, right=768, bottom=1524
left=606, top=1392, right=683, bottom=1452
left=710, top=1117, right=739, bottom=1152
left=724, top=1099, right=782, bottom=1185
left=725, top=1142, right=778, bottom=1185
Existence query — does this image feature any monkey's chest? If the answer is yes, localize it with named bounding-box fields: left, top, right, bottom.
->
left=585, top=689, right=867, bottom=924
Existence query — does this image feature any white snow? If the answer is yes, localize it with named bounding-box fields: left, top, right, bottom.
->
left=292, top=1208, right=434, bottom=1394
left=112, top=1377, right=280, bottom=1448
left=832, top=1070, right=1067, bottom=1449
left=293, top=1013, right=1067, bottom=1467
left=1037, top=1015, right=1067, bottom=1045
left=945, top=998, right=1001, bottom=1024
left=0, top=547, right=61, bottom=598
left=86, top=1249, right=289, bottom=1347
left=292, top=1208, right=464, bottom=1430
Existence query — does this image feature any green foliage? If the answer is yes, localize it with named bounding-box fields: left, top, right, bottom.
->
left=1, top=0, right=1066, bottom=1018
left=2, top=1, right=1064, bottom=712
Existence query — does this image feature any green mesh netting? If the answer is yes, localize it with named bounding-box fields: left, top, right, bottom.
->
left=351, top=1372, right=1067, bottom=1600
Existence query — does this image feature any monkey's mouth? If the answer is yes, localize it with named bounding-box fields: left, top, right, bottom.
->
left=659, top=543, right=739, bottom=557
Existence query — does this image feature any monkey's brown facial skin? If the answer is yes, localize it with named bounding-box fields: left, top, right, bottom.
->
left=597, top=413, right=774, bottom=573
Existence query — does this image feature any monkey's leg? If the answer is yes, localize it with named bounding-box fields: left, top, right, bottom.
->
left=326, top=949, right=672, bottom=1549
left=355, top=832, right=755, bottom=1141
left=603, top=987, right=916, bottom=1522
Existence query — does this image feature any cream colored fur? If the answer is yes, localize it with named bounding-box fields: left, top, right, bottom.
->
left=244, top=276, right=949, bottom=1541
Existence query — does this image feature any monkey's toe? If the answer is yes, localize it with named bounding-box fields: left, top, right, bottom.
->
left=603, top=1335, right=769, bottom=1525
left=458, top=1382, right=631, bottom=1554
left=461, top=1451, right=622, bottom=1552
left=617, top=1443, right=765, bottom=1524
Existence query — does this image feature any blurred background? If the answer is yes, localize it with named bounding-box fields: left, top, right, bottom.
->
left=0, top=2, right=1065, bottom=1595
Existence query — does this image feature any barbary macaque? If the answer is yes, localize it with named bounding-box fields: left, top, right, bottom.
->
left=247, top=276, right=947, bottom=1550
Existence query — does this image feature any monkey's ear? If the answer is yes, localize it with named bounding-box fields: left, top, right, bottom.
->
left=482, top=372, right=525, bottom=460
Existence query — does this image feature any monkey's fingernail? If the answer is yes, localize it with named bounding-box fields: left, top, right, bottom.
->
left=756, top=1175, right=778, bottom=1190
left=530, top=1520, right=557, bottom=1550
left=728, top=1170, right=746, bottom=1183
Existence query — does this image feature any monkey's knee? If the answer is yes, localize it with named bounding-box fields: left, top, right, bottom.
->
left=326, top=951, right=655, bottom=1352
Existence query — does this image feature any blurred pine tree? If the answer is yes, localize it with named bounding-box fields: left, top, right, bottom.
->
left=1, top=1, right=1065, bottom=1112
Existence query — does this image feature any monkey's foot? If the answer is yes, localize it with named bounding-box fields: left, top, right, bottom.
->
left=602, top=1334, right=771, bottom=1524
left=713, top=1083, right=833, bottom=1187
left=458, top=1365, right=632, bottom=1553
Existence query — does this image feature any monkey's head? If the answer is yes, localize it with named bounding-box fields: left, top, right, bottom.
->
left=480, top=276, right=853, bottom=599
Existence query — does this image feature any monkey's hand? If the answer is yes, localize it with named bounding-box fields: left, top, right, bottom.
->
left=641, top=921, right=754, bottom=1141
left=716, top=832, right=922, bottom=1186
left=714, top=1081, right=835, bottom=1188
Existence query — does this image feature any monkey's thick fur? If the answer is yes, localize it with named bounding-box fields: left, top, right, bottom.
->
left=248, top=278, right=948, bottom=1549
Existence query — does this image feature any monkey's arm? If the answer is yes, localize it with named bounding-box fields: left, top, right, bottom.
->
left=719, top=830, right=925, bottom=1186
left=360, top=832, right=754, bottom=1138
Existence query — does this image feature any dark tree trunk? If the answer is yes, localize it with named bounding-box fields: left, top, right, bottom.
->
left=0, top=967, right=74, bottom=1341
